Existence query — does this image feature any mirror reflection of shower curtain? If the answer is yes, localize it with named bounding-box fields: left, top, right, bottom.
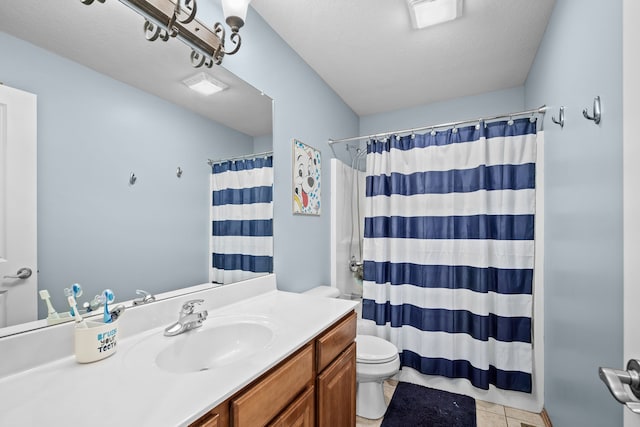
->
left=362, top=119, right=536, bottom=393
left=210, top=156, right=273, bottom=285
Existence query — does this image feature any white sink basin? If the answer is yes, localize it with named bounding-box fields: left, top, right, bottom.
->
left=157, top=321, right=274, bottom=373
left=124, top=316, right=276, bottom=374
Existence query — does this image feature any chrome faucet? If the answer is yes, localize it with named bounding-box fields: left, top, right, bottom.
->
left=164, top=299, right=208, bottom=337
left=132, top=289, right=156, bottom=306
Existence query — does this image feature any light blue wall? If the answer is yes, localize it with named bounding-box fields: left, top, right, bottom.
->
left=359, top=86, right=524, bottom=136
left=221, top=8, right=360, bottom=292
left=253, top=134, right=273, bottom=153
left=0, top=32, right=255, bottom=315
left=525, top=0, right=623, bottom=425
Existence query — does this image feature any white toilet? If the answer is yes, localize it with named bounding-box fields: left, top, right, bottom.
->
left=303, top=286, right=400, bottom=419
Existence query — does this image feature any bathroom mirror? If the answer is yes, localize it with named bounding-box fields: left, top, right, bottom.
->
left=0, top=0, right=273, bottom=336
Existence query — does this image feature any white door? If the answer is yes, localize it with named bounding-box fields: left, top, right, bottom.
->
left=0, top=85, right=37, bottom=327
left=624, top=0, right=640, bottom=426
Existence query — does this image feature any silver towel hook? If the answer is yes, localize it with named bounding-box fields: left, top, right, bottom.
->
left=129, top=172, right=137, bottom=185
left=551, top=106, right=565, bottom=128
left=583, top=96, right=601, bottom=124
left=176, top=167, right=183, bottom=178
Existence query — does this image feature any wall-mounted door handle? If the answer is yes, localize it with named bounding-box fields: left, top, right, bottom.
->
left=599, top=359, right=640, bottom=414
left=3, top=267, right=32, bottom=280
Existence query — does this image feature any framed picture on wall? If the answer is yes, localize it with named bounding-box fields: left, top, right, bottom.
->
left=292, top=139, right=321, bottom=215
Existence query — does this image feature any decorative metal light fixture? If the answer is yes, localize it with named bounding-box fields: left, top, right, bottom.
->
left=80, top=0, right=251, bottom=68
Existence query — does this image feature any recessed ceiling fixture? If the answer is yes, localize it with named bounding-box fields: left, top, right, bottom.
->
left=80, top=0, right=251, bottom=68
left=183, top=73, right=228, bottom=95
left=407, top=0, right=463, bottom=29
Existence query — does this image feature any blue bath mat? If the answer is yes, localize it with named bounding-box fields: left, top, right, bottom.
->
left=381, top=382, right=476, bottom=427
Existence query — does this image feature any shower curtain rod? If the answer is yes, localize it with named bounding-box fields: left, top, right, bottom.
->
left=207, top=150, right=273, bottom=166
left=328, top=105, right=547, bottom=149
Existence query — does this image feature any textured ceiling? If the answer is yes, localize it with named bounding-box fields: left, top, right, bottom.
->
left=252, top=0, right=556, bottom=116
left=0, top=0, right=273, bottom=137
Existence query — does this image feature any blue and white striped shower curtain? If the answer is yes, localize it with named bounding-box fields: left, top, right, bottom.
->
left=361, top=118, right=536, bottom=393
left=210, top=156, right=273, bottom=284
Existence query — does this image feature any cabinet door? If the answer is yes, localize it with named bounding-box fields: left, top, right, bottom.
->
left=198, top=413, right=220, bottom=427
left=317, top=342, right=356, bottom=427
left=268, top=386, right=315, bottom=427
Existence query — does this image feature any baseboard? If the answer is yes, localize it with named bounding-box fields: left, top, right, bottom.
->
left=541, top=408, right=553, bottom=427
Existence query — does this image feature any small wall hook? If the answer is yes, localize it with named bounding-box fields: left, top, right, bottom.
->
left=583, top=96, right=601, bottom=124
left=176, top=167, right=183, bottom=178
left=552, top=106, right=565, bottom=128
left=129, top=172, right=137, bottom=185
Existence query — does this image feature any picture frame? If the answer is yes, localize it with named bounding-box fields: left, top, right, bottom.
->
left=292, top=139, right=321, bottom=215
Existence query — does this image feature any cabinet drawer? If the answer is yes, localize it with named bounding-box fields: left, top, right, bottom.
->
left=267, top=385, right=315, bottom=427
left=232, top=344, right=314, bottom=427
left=190, top=401, right=229, bottom=427
left=316, top=311, right=356, bottom=373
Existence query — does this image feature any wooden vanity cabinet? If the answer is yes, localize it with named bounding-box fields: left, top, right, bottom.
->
left=316, top=312, right=357, bottom=427
left=190, top=311, right=356, bottom=427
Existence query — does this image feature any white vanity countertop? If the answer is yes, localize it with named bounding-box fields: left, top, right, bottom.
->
left=0, top=278, right=357, bottom=426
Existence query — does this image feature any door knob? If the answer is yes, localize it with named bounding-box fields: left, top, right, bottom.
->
left=3, top=267, right=33, bottom=280
left=599, top=359, right=640, bottom=414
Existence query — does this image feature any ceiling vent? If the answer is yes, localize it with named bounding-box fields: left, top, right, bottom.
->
left=183, top=73, right=228, bottom=96
left=407, top=0, right=463, bottom=29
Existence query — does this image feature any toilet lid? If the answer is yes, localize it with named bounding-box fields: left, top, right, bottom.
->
left=356, top=335, right=399, bottom=364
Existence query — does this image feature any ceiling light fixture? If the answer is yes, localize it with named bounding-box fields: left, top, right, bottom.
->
left=80, top=0, right=251, bottom=68
left=183, top=72, right=228, bottom=95
left=407, top=0, right=462, bottom=29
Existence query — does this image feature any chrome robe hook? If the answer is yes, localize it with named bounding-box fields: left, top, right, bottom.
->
left=552, top=106, right=565, bottom=128
left=583, top=96, right=601, bottom=124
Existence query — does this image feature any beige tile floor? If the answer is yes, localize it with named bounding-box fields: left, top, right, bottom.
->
left=356, top=380, right=546, bottom=427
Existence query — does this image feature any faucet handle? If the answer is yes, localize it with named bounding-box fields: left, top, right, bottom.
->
left=133, top=289, right=156, bottom=305
left=181, top=299, right=204, bottom=314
